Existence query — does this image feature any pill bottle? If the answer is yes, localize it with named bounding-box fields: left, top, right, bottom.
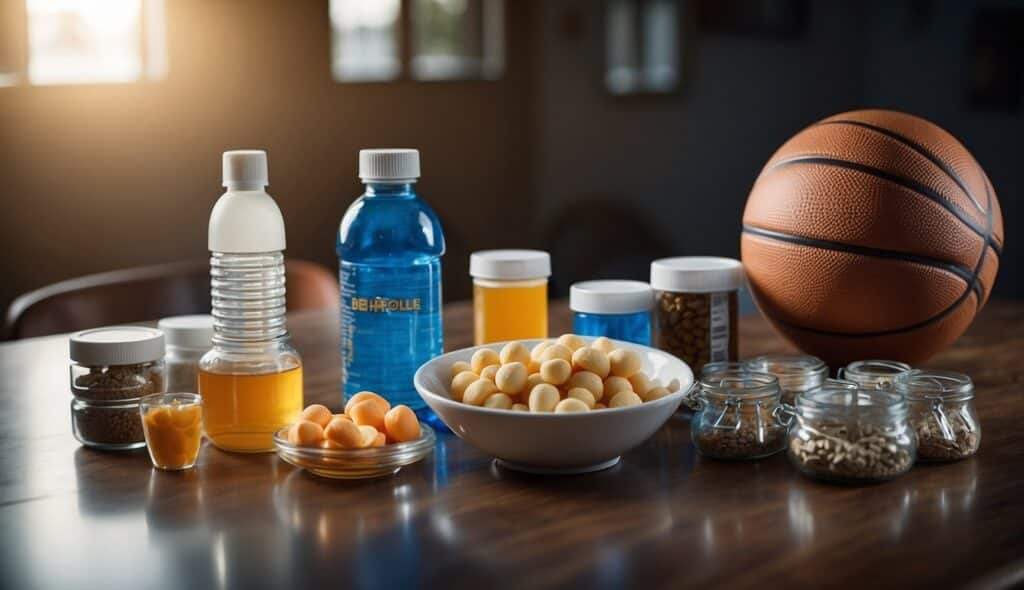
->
left=338, top=149, right=444, bottom=412
left=199, top=150, right=304, bottom=453
left=650, top=257, right=743, bottom=376
left=470, top=249, right=550, bottom=345
left=787, top=386, right=916, bottom=484
left=69, top=326, right=165, bottom=450
left=895, top=369, right=980, bottom=462
left=158, top=314, right=213, bottom=393
left=690, top=368, right=787, bottom=460
left=570, top=280, right=652, bottom=345
left=838, top=360, right=911, bottom=390
left=744, top=354, right=828, bottom=405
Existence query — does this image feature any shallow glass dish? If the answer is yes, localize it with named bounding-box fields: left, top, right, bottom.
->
left=273, top=424, right=435, bottom=479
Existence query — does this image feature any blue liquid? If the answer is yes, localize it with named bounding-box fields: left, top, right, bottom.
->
left=338, top=182, right=444, bottom=412
left=573, top=311, right=651, bottom=345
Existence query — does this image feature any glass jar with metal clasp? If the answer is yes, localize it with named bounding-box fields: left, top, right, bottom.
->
left=687, top=368, right=788, bottom=460
left=838, top=359, right=912, bottom=390
left=786, top=385, right=917, bottom=483
left=895, top=370, right=980, bottom=462
left=745, top=354, right=828, bottom=405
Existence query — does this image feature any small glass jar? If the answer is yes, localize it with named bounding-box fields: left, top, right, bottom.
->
left=158, top=315, right=213, bottom=393
left=895, top=370, right=980, bottom=462
left=690, top=368, right=787, bottom=460
left=69, top=326, right=166, bottom=450
left=140, top=392, right=204, bottom=470
left=570, top=280, right=652, bottom=345
left=745, top=354, right=828, bottom=405
left=651, top=257, right=743, bottom=376
left=838, top=359, right=912, bottom=390
left=470, top=249, right=551, bottom=345
left=787, top=386, right=916, bottom=483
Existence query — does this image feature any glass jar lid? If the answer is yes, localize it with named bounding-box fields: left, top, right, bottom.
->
left=158, top=315, right=214, bottom=350
left=841, top=360, right=912, bottom=386
left=797, top=386, right=907, bottom=416
left=470, top=250, right=551, bottom=280
left=700, top=368, right=780, bottom=402
left=70, top=326, right=165, bottom=366
left=649, top=257, right=744, bottom=293
left=570, top=280, right=653, bottom=314
left=894, top=369, right=974, bottom=402
left=744, top=354, right=827, bottom=392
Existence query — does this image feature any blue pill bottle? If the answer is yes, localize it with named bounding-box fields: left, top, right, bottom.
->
left=337, top=149, right=444, bottom=414
left=571, top=280, right=653, bottom=345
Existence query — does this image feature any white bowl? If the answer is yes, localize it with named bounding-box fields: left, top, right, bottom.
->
left=414, top=337, right=694, bottom=474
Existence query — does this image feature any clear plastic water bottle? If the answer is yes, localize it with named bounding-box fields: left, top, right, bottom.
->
left=338, top=149, right=444, bottom=413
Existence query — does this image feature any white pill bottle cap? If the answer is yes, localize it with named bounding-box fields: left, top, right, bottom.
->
left=209, top=150, right=286, bottom=253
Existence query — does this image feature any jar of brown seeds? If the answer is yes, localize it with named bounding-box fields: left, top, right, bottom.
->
left=787, top=386, right=916, bottom=484
left=650, top=257, right=743, bottom=377
left=895, top=370, right=980, bottom=462
left=690, top=368, right=787, bottom=460
left=69, top=326, right=165, bottom=450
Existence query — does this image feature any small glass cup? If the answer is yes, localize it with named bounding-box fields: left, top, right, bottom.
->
left=139, top=393, right=203, bottom=471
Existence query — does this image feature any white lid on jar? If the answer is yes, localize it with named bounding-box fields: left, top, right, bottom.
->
left=70, top=326, right=166, bottom=366
left=470, top=250, right=551, bottom=280
left=157, top=315, right=214, bottom=350
left=359, top=148, right=420, bottom=182
left=650, top=257, right=744, bottom=293
left=570, top=280, right=652, bottom=314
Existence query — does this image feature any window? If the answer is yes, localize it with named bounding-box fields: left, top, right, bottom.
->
left=329, top=0, right=504, bottom=82
left=0, top=0, right=166, bottom=87
left=605, top=0, right=681, bottom=95
left=329, top=0, right=401, bottom=82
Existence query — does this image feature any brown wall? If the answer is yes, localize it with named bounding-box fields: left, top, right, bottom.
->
left=0, top=0, right=537, bottom=313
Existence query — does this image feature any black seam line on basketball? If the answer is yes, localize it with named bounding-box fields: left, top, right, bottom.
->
left=765, top=288, right=977, bottom=338
left=984, top=174, right=1003, bottom=257
left=768, top=156, right=989, bottom=241
left=742, top=225, right=980, bottom=296
left=814, top=119, right=986, bottom=212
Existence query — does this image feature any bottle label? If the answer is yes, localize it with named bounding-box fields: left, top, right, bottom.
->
left=340, top=260, right=443, bottom=405
left=708, top=292, right=730, bottom=363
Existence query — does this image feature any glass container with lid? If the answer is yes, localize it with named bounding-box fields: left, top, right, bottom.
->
left=650, top=257, right=743, bottom=376
left=470, top=249, right=551, bottom=345
left=689, top=368, right=787, bottom=460
left=895, top=369, right=980, bottom=462
left=838, top=359, right=911, bottom=390
left=158, top=314, right=213, bottom=393
left=745, top=354, right=828, bottom=405
left=69, top=326, right=166, bottom=450
left=570, top=280, right=652, bottom=345
left=787, top=386, right=916, bottom=483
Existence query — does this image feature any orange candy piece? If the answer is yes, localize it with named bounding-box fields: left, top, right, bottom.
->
left=384, top=405, right=420, bottom=443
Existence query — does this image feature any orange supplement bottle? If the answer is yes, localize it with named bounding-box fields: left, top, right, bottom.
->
left=470, top=250, right=551, bottom=345
left=199, top=150, right=304, bottom=452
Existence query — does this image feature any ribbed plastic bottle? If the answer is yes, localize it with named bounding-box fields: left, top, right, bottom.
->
left=199, top=150, right=304, bottom=453
left=338, top=149, right=444, bottom=413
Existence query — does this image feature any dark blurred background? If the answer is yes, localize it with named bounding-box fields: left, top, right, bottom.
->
left=0, top=0, right=1020, bottom=328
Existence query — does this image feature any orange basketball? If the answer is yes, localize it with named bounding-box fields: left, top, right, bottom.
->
left=741, top=109, right=1004, bottom=365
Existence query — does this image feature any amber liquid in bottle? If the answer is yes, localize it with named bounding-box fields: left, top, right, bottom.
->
left=473, top=279, right=548, bottom=345
left=200, top=365, right=303, bottom=452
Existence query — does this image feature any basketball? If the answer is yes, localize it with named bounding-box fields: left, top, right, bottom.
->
left=741, top=109, right=1004, bottom=365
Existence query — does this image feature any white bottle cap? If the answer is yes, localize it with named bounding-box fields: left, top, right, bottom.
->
left=470, top=250, right=551, bottom=280
left=650, top=257, right=745, bottom=293
left=223, top=150, right=269, bottom=189
left=570, top=280, right=653, bottom=314
left=209, top=150, right=286, bottom=253
left=70, top=326, right=165, bottom=366
left=359, top=149, right=421, bottom=182
left=157, top=315, right=214, bottom=350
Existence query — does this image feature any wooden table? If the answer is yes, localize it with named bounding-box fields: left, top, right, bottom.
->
left=1, top=301, right=1022, bottom=590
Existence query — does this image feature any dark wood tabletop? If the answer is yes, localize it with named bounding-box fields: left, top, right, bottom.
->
left=1, top=301, right=1022, bottom=590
